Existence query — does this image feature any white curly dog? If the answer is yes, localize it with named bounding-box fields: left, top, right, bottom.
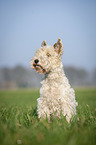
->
left=31, top=38, right=78, bottom=123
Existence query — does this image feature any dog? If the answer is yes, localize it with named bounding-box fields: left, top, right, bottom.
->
left=30, top=38, right=78, bottom=123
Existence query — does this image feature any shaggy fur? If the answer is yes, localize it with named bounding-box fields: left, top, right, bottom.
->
left=30, top=38, right=78, bottom=123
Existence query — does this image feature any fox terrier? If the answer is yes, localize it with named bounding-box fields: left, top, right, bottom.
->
left=30, top=38, right=78, bottom=123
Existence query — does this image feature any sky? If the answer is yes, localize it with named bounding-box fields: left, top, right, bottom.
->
left=0, top=0, right=96, bottom=70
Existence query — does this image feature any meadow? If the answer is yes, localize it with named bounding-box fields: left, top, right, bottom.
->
left=0, top=89, right=96, bottom=145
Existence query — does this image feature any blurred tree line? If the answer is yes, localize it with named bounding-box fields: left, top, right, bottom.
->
left=0, top=65, right=96, bottom=89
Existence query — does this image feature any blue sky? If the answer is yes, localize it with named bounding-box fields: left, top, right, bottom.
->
left=0, top=0, right=96, bottom=70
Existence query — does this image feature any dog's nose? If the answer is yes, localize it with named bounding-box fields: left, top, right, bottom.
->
left=34, top=59, right=39, bottom=64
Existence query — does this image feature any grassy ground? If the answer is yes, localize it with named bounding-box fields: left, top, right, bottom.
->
left=0, top=88, right=96, bottom=145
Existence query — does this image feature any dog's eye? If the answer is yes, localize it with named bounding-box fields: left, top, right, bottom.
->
left=46, top=53, right=51, bottom=57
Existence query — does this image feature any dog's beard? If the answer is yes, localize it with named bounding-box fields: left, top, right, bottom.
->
left=33, top=63, right=46, bottom=74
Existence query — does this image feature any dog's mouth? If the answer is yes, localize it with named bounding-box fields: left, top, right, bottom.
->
left=32, top=63, right=46, bottom=74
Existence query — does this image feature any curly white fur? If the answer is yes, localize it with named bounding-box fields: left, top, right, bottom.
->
left=30, top=39, right=78, bottom=123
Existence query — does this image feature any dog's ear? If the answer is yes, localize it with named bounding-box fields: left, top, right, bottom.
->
left=41, top=40, right=47, bottom=47
left=53, top=38, right=63, bottom=55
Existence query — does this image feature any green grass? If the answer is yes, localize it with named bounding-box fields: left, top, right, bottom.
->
left=0, top=89, right=96, bottom=145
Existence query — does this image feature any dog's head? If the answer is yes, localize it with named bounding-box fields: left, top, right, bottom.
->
left=30, top=38, right=63, bottom=74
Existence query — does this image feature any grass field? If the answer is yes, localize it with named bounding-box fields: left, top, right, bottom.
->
left=0, top=89, right=96, bottom=145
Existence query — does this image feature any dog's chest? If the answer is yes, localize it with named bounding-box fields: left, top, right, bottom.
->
left=40, top=77, right=65, bottom=99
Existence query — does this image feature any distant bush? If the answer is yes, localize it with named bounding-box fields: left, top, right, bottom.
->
left=0, top=65, right=96, bottom=88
